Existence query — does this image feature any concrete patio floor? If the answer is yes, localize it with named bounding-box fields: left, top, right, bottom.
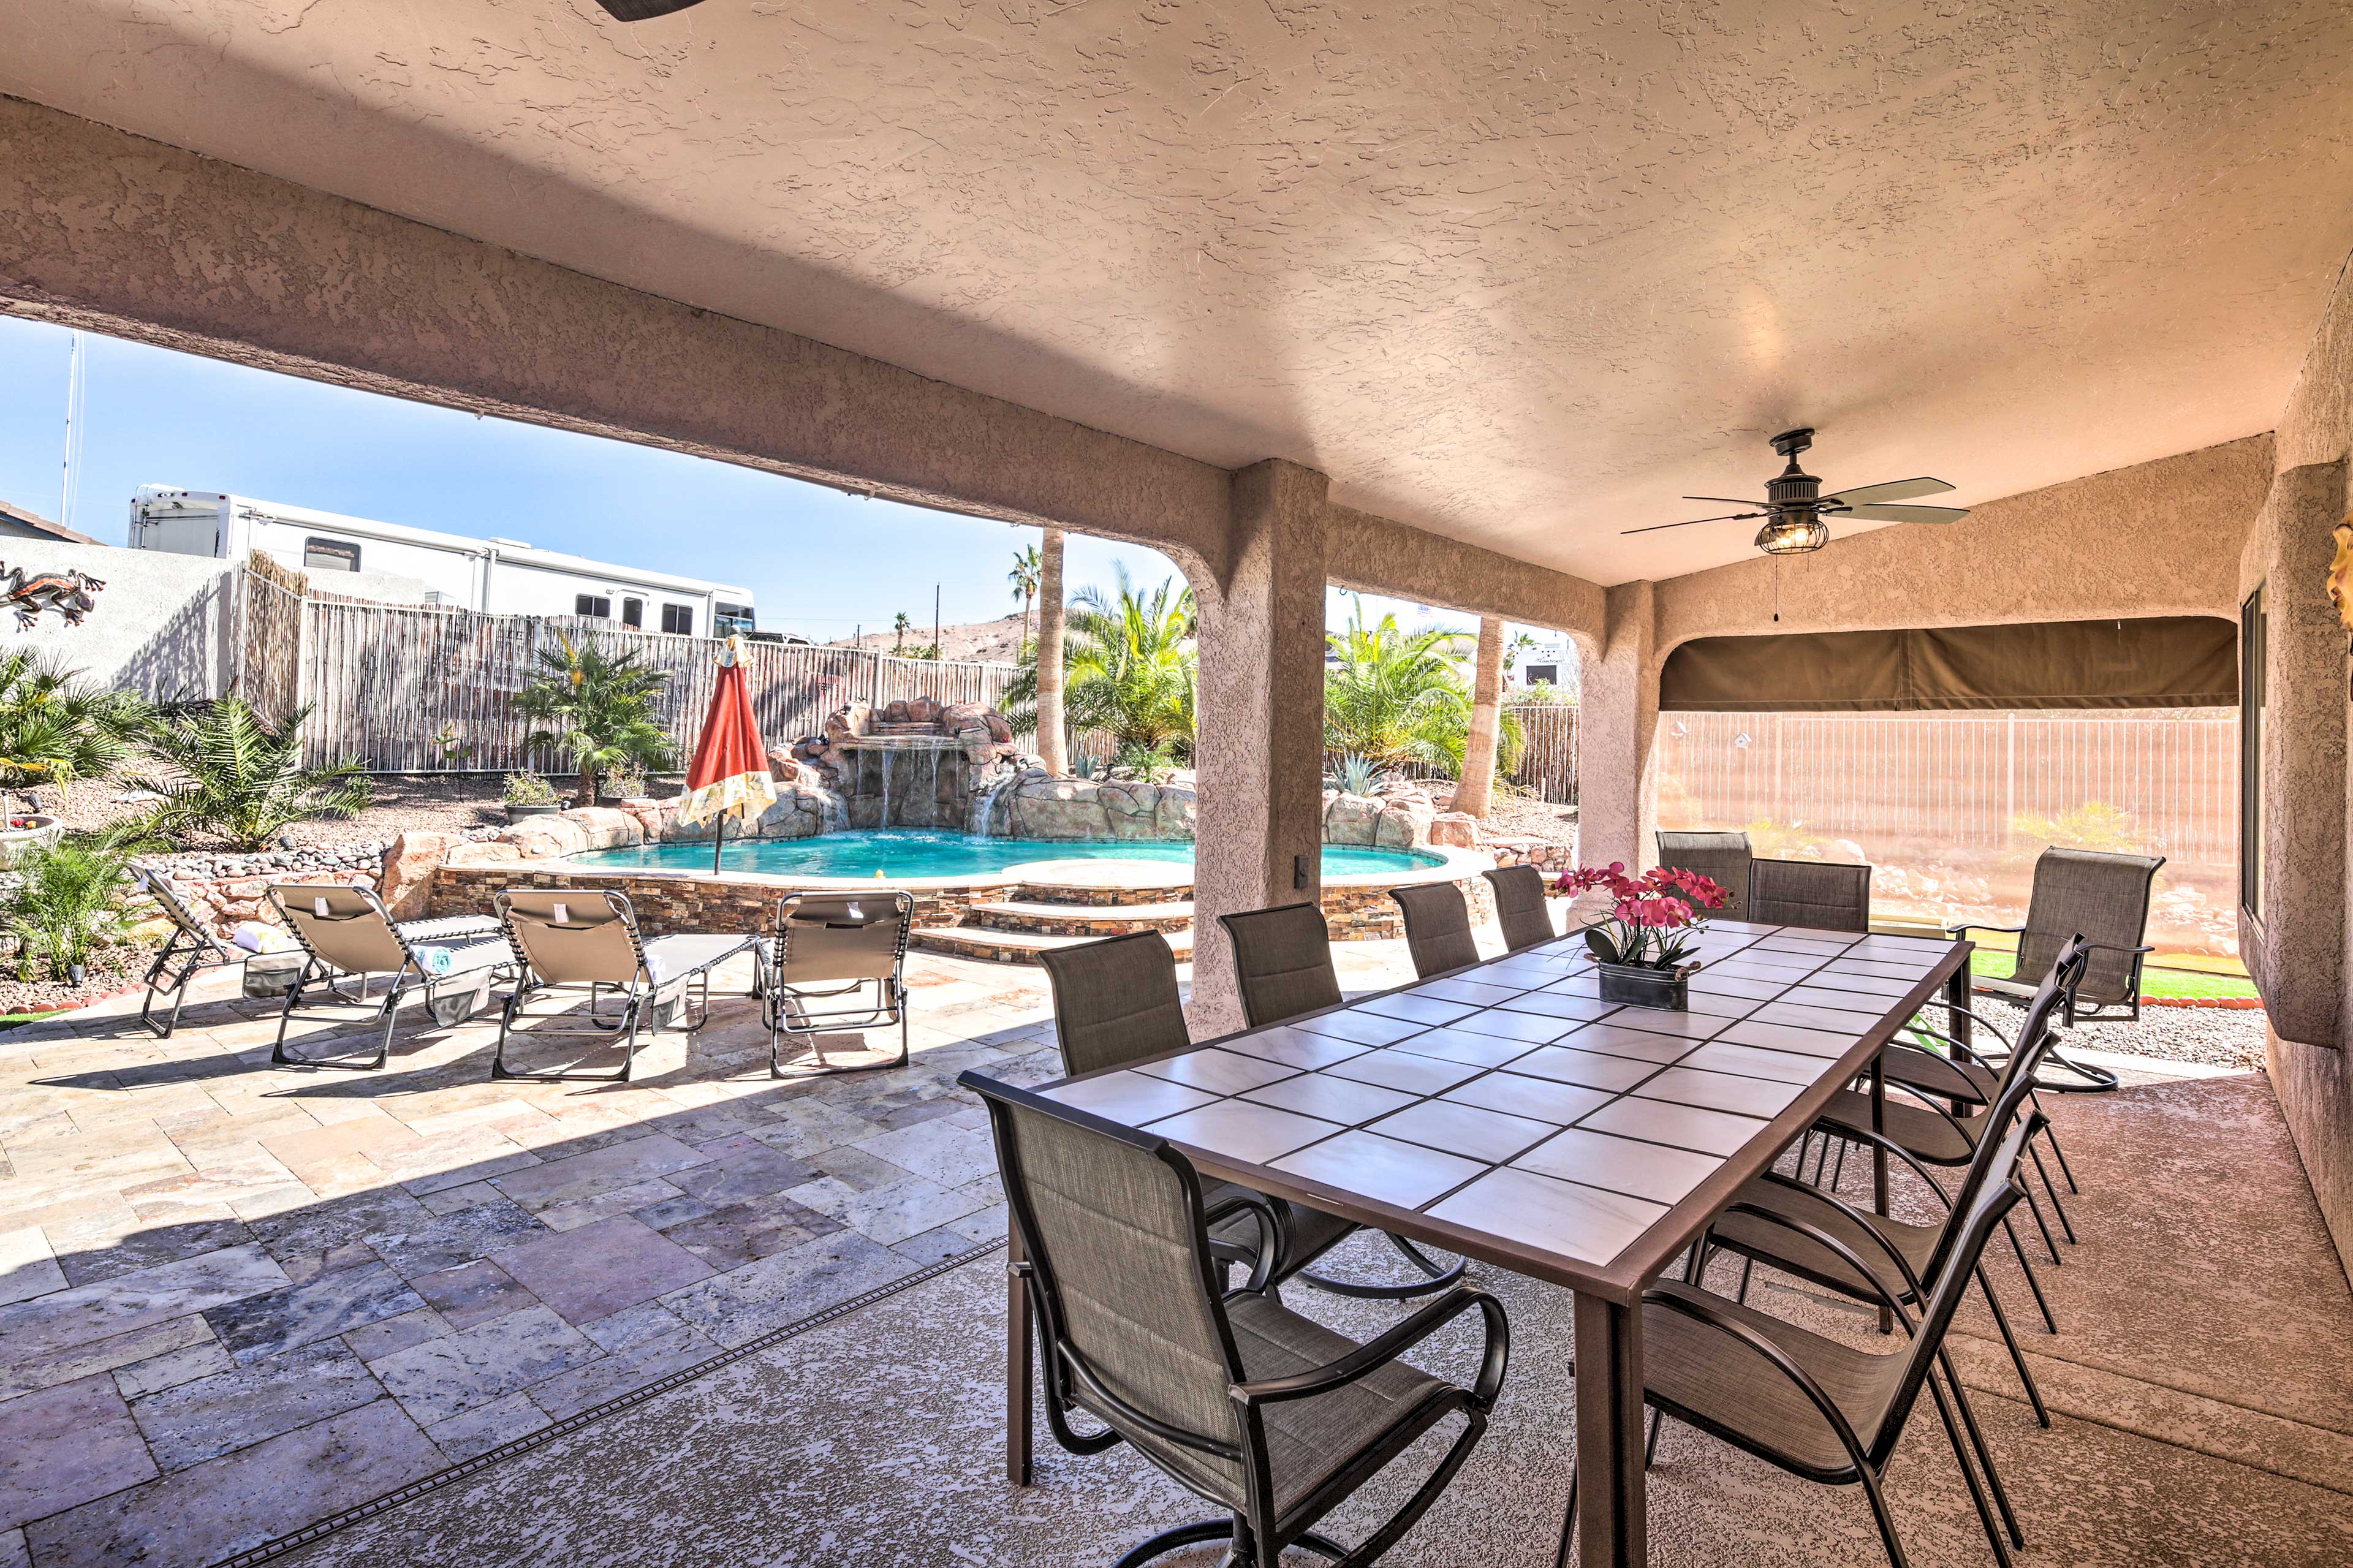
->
left=0, top=930, right=2330, bottom=1567
left=0, top=934, right=1431, bottom=1567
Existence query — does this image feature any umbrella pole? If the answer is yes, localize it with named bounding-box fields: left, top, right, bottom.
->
left=713, top=811, right=726, bottom=876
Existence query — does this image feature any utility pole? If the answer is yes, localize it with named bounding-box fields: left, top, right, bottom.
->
left=933, top=585, right=941, bottom=659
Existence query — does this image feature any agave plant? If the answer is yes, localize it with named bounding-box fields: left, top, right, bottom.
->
left=4, top=830, right=146, bottom=981
left=128, top=698, right=373, bottom=850
left=511, top=634, right=673, bottom=806
left=1328, top=751, right=1390, bottom=797
left=0, top=652, right=147, bottom=817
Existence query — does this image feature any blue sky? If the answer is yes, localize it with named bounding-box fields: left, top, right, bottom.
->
left=0, top=316, right=1553, bottom=656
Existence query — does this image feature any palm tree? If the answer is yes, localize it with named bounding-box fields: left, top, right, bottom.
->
left=1007, top=542, right=1043, bottom=659
left=129, top=699, right=373, bottom=850
left=892, top=612, right=912, bottom=655
left=1322, top=599, right=1476, bottom=772
left=0, top=652, right=146, bottom=820
left=510, top=634, right=673, bottom=806
left=1453, top=616, right=1506, bottom=817
left=1502, top=630, right=1536, bottom=677
left=1035, top=528, right=1069, bottom=773
left=1002, top=567, right=1199, bottom=757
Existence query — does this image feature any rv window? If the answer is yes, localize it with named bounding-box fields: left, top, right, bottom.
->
left=575, top=594, right=612, bottom=620
left=302, top=537, right=360, bottom=573
left=716, top=602, right=756, bottom=635
left=662, top=604, right=695, bottom=636
left=621, top=597, right=643, bottom=629
left=1523, top=663, right=1558, bottom=686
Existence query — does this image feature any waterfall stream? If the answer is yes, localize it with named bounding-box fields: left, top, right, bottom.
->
left=877, top=749, right=893, bottom=829
left=970, top=769, right=1015, bottom=838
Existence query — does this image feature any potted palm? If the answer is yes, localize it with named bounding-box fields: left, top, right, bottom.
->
left=510, top=634, right=672, bottom=808
left=502, top=771, right=563, bottom=820
left=1553, top=862, right=1730, bottom=1009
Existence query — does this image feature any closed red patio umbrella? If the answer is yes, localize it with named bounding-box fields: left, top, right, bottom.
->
left=676, top=637, right=778, bottom=873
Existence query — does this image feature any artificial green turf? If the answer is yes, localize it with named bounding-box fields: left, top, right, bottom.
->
left=1966, top=949, right=2256, bottom=1001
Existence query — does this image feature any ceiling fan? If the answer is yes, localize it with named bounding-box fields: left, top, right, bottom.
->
left=1625, top=428, right=1969, bottom=556
left=591, top=0, right=709, bottom=18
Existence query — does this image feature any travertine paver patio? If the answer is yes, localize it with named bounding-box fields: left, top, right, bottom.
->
left=0, top=935, right=1430, bottom=1567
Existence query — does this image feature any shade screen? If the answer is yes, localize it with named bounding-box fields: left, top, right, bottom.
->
left=1660, top=615, right=2237, bottom=712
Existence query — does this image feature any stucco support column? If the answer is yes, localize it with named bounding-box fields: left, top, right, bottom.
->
left=1189, top=460, right=1330, bottom=1035
left=1575, top=582, right=1660, bottom=871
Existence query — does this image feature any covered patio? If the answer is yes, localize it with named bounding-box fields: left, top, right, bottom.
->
left=6, top=3, right=2353, bottom=1566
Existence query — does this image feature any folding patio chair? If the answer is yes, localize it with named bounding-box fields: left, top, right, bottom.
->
left=965, top=1071, right=1508, bottom=1568
left=265, top=883, right=513, bottom=1070
left=1036, top=930, right=1356, bottom=1288
left=494, top=888, right=765, bottom=1081
left=135, top=871, right=245, bottom=1039
left=1388, top=881, right=1480, bottom=978
left=1481, top=863, right=1559, bottom=951
left=1654, top=829, right=1754, bottom=918
left=766, top=890, right=913, bottom=1078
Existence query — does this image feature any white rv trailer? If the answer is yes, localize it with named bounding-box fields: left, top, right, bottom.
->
left=127, top=487, right=756, bottom=637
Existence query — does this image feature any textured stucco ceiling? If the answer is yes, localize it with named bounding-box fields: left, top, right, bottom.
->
left=7, top=1, right=2353, bottom=585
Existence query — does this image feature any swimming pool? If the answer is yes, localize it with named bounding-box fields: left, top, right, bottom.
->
left=567, top=830, right=1443, bottom=881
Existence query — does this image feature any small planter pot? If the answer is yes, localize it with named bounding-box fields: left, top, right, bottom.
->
left=1598, top=961, right=1696, bottom=1011
left=504, top=802, right=563, bottom=821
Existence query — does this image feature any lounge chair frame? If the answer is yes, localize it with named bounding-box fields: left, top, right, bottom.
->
left=265, top=884, right=512, bottom=1070
left=135, top=871, right=244, bottom=1039
left=765, top=890, right=914, bottom=1078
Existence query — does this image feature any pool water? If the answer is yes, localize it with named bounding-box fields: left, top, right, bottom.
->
left=567, top=830, right=1444, bottom=881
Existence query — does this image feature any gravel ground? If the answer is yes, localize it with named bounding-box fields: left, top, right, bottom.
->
left=1477, top=791, right=1578, bottom=850
left=25, top=772, right=671, bottom=849
left=1979, top=994, right=2268, bottom=1072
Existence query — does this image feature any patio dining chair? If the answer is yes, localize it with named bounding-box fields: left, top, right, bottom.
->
left=1696, top=939, right=2091, bottom=1446
left=965, top=1072, right=1508, bottom=1568
left=1748, top=857, right=1873, bottom=933
left=493, top=888, right=765, bottom=1082
left=765, top=890, right=913, bottom=1079
left=1654, top=830, right=1754, bottom=918
left=265, top=883, right=513, bottom=1070
left=1037, top=930, right=1356, bottom=1289
left=1953, top=844, right=2164, bottom=1071
left=1481, top=864, right=1559, bottom=951
left=1556, top=1113, right=2043, bottom=1568
left=1388, top=882, right=1480, bottom=978
left=135, top=870, right=245, bottom=1039
left=1216, top=902, right=1469, bottom=1302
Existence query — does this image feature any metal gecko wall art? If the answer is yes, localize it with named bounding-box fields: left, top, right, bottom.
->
left=0, top=562, right=107, bottom=631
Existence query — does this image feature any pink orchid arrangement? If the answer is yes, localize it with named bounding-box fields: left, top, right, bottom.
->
left=1552, top=862, right=1730, bottom=969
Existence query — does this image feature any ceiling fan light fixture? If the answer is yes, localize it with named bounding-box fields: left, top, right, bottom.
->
left=1755, top=515, right=1829, bottom=556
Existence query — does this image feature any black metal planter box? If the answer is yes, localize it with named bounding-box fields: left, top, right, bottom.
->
left=1598, top=961, right=1697, bottom=1010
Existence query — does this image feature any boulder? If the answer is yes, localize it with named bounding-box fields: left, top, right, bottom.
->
left=983, top=709, right=1015, bottom=743
left=379, top=830, right=461, bottom=920
left=883, top=699, right=913, bottom=723
left=1322, top=793, right=1381, bottom=846
left=824, top=700, right=871, bottom=746
left=1373, top=796, right=1436, bottom=849
left=503, top=815, right=591, bottom=859
left=939, top=702, right=988, bottom=732
left=906, top=695, right=940, bottom=724
left=768, top=748, right=802, bottom=784
left=615, top=797, right=667, bottom=842
left=1427, top=812, right=1479, bottom=850
left=445, top=841, right=523, bottom=868
left=562, top=808, right=643, bottom=851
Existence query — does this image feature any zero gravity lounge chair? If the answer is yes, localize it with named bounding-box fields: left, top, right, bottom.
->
left=494, top=888, right=765, bottom=1081
left=137, top=871, right=246, bottom=1039
left=765, top=890, right=914, bottom=1078
left=266, top=883, right=513, bottom=1069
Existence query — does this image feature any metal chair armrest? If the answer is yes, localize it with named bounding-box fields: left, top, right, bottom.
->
left=1203, top=1194, right=1286, bottom=1300
left=1745, top=1182, right=1930, bottom=1306
left=1946, top=922, right=2026, bottom=939
left=1802, top=1121, right=1956, bottom=1211
left=2080, top=941, right=2156, bottom=956
left=1235, top=1284, right=1509, bottom=1411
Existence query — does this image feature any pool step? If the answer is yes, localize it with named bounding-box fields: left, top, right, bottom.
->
left=965, top=900, right=1195, bottom=936
left=1006, top=878, right=1195, bottom=908
left=914, top=924, right=1194, bottom=964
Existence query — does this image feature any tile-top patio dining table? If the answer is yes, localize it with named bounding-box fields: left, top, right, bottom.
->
left=1000, top=916, right=1972, bottom=1568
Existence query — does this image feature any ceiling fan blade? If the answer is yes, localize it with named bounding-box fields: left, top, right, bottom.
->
left=1836, top=503, right=1971, bottom=525
left=1681, top=496, right=1767, bottom=507
left=1820, top=477, right=1955, bottom=507
left=593, top=0, right=709, bottom=18
left=1621, top=513, right=1762, bottom=536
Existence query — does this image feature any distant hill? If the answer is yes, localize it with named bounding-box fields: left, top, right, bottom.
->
left=820, top=610, right=1029, bottom=665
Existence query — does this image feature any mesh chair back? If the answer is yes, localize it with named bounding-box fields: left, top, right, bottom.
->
left=978, top=1085, right=1245, bottom=1485
left=774, top=892, right=912, bottom=985
left=2016, top=848, right=2164, bottom=1004
left=1482, top=865, right=1557, bottom=952
left=1656, top=831, right=1753, bottom=919
left=1216, top=903, right=1344, bottom=1028
left=144, top=872, right=232, bottom=955
left=268, top=884, right=412, bottom=975
left=1918, top=938, right=2087, bottom=1286
left=1390, top=882, right=1479, bottom=979
left=1869, top=1112, right=2033, bottom=1466
left=1748, top=860, right=1872, bottom=933
left=1037, top=931, right=1192, bottom=1078
left=498, top=890, right=646, bottom=986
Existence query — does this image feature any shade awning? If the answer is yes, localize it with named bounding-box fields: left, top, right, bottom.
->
left=1659, top=615, right=2238, bottom=713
